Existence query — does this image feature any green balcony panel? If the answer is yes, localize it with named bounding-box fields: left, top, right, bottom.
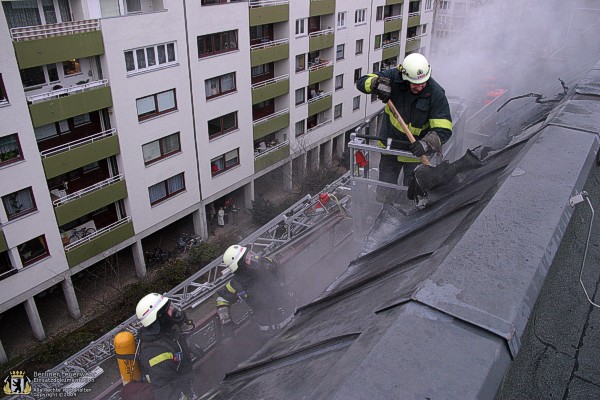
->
left=309, top=33, right=334, bottom=52
left=382, top=44, right=400, bottom=60
left=251, top=42, right=289, bottom=67
left=42, top=134, right=120, bottom=179
left=65, top=220, right=134, bottom=267
left=250, top=4, right=289, bottom=26
left=254, top=144, right=290, bottom=172
left=308, top=64, right=333, bottom=85
left=386, top=0, right=403, bottom=5
left=253, top=112, right=289, bottom=141
left=14, top=31, right=104, bottom=69
left=0, top=230, right=7, bottom=253
left=54, top=180, right=128, bottom=225
left=384, top=19, right=402, bottom=33
left=405, top=38, right=421, bottom=53
left=308, top=95, right=332, bottom=117
left=310, top=0, right=335, bottom=16
left=252, top=78, right=289, bottom=105
left=408, top=14, right=421, bottom=27
left=29, top=86, right=112, bottom=128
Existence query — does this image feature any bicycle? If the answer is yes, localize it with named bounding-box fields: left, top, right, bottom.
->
left=69, top=226, right=96, bottom=242
left=176, top=233, right=202, bottom=253
left=144, top=247, right=172, bottom=267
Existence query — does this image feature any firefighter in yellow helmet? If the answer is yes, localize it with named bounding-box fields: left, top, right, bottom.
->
left=216, top=245, right=295, bottom=338
left=356, top=53, right=453, bottom=202
left=134, top=293, right=195, bottom=400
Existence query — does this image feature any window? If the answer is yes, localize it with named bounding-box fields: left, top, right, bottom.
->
left=373, top=62, right=380, bottom=73
left=205, top=72, right=236, bottom=99
left=198, top=31, right=238, bottom=58
left=409, top=1, right=421, bottom=13
left=337, top=11, right=346, bottom=28
left=0, top=134, right=23, bottom=166
left=18, top=236, right=49, bottom=267
left=376, top=6, right=383, bottom=21
left=336, top=44, right=345, bottom=61
left=208, top=112, right=238, bottom=139
left=353, top=96, right=361, bottom=111
left=295, top=121, right=305, bottom=138
left=2, top=188, right=36, bottom=220
left=295, top=18, right=306, bottom=36
left=355, top=39, right=363, bottom=55
left=142, top=133, right=181, bottom=165
left=295, top=54, right=306, bottom=72
left=126, top=42, right=177, bottom=73
left=334, top=104, right=343, bottom=120
left=422, top=24, right=427, bottom=34
left=149, top=173, right=186, bottom=205
left=335, top=74, right=344, bottom=91
left=354, top=68, right=362, bottom=83
left=136, top=89, right=177, bottom=121
left=355, top=9, right=366, bottom=24
left=211, top=149, right=240, bottom=176
left=425, top=0, right=433, bottom=10
left=0, top=74, right=8, bottom=105
left=375, top=35, right=382, bottom=49
left=62, top=59, right=81, bottom=76
left=295, top=88, right=305, bottom=106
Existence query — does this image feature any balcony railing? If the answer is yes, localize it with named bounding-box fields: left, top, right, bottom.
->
left=253, top=108, right=290, bottom=126
left=52, top=174, right=124, bottom=207
left=249, top=0, right=288, bottom=7
left=10, top=19, right=100, bottom=42
left=407, top=33, right=426, bottom=42
left=382, top=40, right=400, bottom=49
left=40, top=129, right=116, bottom=158
left=307, top=118, right=332, bottom=134
left=250, top=37, right=289, bottom=51
left=64, top=217, right=131, bottom=252
left=308, top=60, right=333, bottom=72
left=27, top=79, right=109, bottom=104
left=251, top=74, right=289, bottom=89
left=408, top=11, right=421, bottom=17
left=307, top=90, right=332, bottom=104
left=254, top=140, right=290, bottom=158
left=308, top=28, right=334, bottom=39
left=384, top=15, right=403, bottom=22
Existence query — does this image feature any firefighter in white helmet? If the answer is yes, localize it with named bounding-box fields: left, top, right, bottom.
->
left=134, top=293, right=195, bottom=400
left=356, top=53, right=453, bottom=202
left=216, top=244, right=295, bottom=338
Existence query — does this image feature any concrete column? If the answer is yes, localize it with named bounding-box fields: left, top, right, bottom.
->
left=131, top=240, right=147, bottom=278
left=61, top=277, right=81, bottom=319
left=334, top=134, right=344, bottom=160
left=282, top=160, right=293, bottom=192
left=323, top=140, right=333, bottom=166
left=244, top=181, right=255, bottom=210
left=0, top=340, right=7, bottom=364
left=24, top=297, right=46, bottom=341
left=192, top=208, right=206, bottom=240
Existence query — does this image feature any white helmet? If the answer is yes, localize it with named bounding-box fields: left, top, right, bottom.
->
left=223, top=244, right=247, bottom=273
left=400, top=53, right=431, bottom=84
left=136, top=293, right=169, bottom=327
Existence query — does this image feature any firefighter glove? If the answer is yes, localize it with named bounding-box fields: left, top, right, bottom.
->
left=409, top=140, right=428, bottom=157
left=372, top=77, right=391, bottom=103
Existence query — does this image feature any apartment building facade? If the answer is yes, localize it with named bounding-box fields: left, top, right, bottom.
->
left=0, top=0, right=433, bottom=362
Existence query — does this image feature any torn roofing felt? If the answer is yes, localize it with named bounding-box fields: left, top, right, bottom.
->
left=199, top=78, right=600, bottom=400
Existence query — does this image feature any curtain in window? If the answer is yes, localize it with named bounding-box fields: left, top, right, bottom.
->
left=142, top=141, right=161, bottom=163
left=136, top=49, right=146, bottom=69
left=167, top=173, right=184, bottom=194
left=100, top=0, right=120, bottom=18
left=0, top=135, right=19, bottom=155
left=42, top=0, right=57, bottom=24
left=3, top=189, right=34, bottom=216
left=224, top=150, right=239, bottom=168
left=211, top=157, right=224, bottom=171
left=206, top=78, right=219, bottom=97
left=34, top=124, right=58, bottom=141
left=149, top=182, right=166, bottom=203
left=146, top=48, right=156, bottom=67
left=221, top=74, right=235, bottom=92
left=124, top=51, right=135, bottom=71
left=2, top=1, right=41, bottom=29
left=157, top=91, right=175, bottom=112
left=157, top=45, right=166, bottom=64
left=57, top=0, right=72, bottom=22
left=136, top=96, right=155, bottom=116
left=167, top=43, right=175, bottom=62
left=162, top=134, right=180, bottom=154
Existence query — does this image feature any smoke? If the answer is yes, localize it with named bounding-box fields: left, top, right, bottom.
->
left=429, top=0, right=600, bottom=106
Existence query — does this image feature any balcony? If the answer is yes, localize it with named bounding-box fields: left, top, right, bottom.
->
left=308, top=91, right=332, bottom=117
left=308, top=60, right=333, bottom=85
left=250, top=38, right=289, bottom=67
left=249, top=0, right=289, bottom=26
left=382, top=41, right=401, bottom=60
left=254, top=142, right=290, bottom=172
left=384, top=15, right=402, bottom=33
left=253, top=108, right=290, bottom=140
left=0, top=230, right=7, bottom=253
left=408, top=12, right=421, bottom=28
left=64, top=217, right=134, bottom=267
left=252, top=74, right=289, bottom=104
left=310, top=0, right=335, bottom=16
left=386, top=0, right=403, bottom=4
left=53, top=175, right=128, bottom=226
left=10, top=20, right=104, bottom=69
left=308, top=28, right=334, bottom=52
left=41, top=129, right=119, bottom=179
left=27, top=80, right=112, bottom=128
left=307, top=118, right=332, bottom=134
left=406, top=35, right=422, bottom=52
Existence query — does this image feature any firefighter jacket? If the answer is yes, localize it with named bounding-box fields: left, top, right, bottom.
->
left=356, top=67, right=453, bottom=162
left=216, top=255, right=293, bottom=330
left=138, top=325, right=194, bottom=400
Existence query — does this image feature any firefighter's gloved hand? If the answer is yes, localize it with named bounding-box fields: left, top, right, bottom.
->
left=421, top=131, right=442, bottom=154
left=372, top=77, right=391, bottom=103
left=409, top=140, right=428, bottom=157
left=171, top=309, right=187, bottom=325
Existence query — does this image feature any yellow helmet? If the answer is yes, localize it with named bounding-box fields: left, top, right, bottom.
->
left=223, top=244, right=247, bottom=273
left=399, top=53, right=431, bottom=84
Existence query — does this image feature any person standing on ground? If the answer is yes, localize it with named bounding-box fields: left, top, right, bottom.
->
left=217, top=207, right=225, bottom=227
left=355, top=53, right=453, bottom=202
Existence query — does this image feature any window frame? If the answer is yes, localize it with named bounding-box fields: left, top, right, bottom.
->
left=295, top=120, right=306, bottom=138
left=337, top=11, right=346, bottom=29
left=376, top=6, right=384, bottom=21
left=334, top=103, right=343, bottom=120
left=197, top=30, right=238, bottom=58
left=0, top=74, right=8, bottom=105
left=18, top=235, right=50, bottom=267
left=0, top=134, right=24, bottom=167
left=142, top=132, right=182, bottom=166
left=336, top=44, right=345, bottom=61
left=136, top=89, right=178, bottom=121
left=355, top=39, right=363, bottom=55
left=353, top=95, right=361, bottom=111
left=211, top=148, right=240, bottom=177
left=295, top=18, right=307, bottom=36
left=295, top=54, right=306, bottom=72
left=355, top=8, right=367, bottom=24
left=205, top=72, right=237, bottom=100
left=148, top=173, right=186, bottom=205
left=2, top=187, right=37, bottom=220
left=295, top=88, right=305, bottom=106
left=208, top=112, right=238, bottom=140
left=354, top=68, right=362, bottom=83
left=335, top=74, right=344, bottom=91
left=125, top=42, right=177, bottom=74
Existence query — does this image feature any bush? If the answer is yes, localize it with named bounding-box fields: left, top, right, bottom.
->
left=188, top=242, right=221, bottom=267
left=251, top=195, right=279, bottom=225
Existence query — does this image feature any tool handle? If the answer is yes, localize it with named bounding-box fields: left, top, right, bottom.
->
left=386, top=100, right=431, bottom=166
